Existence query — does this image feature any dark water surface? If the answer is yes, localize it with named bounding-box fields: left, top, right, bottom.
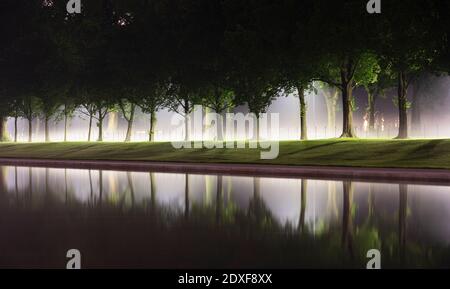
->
left=0, top=166, right=450, bottom=268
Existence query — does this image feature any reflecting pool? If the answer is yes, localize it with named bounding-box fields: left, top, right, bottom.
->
left=0, top=166, right=450, bottom=268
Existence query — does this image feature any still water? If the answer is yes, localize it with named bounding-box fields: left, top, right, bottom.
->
left=0, top=165, right=450, bottom=268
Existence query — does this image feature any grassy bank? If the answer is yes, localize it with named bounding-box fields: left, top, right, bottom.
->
left=0, top=139, right=450, bottom=169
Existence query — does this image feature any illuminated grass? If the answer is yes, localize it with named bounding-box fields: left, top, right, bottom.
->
left=1, top=139, right=450, bottom=169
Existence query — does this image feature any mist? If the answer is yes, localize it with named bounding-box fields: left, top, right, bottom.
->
left=6, top=76, right=450, bottom=142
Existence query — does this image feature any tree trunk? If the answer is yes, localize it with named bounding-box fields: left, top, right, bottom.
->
left=150, top=172, right=156, bottom=209
left=0, top=164, right=6, bottom=195
left=297, top=84, right=308, bottom=140
left=340, top=60, right=356, bottom=138
left=396, top=71, right=408, bottom=139
left=28, top=119, right=33, bottom=143
left=341, top=81, right=355, bottom=138
left=368, top=184, right=375, bottom=219
left=44, top=117, right=50, bottom=142
left=149, top=109, right=156, bottom=142
left=28, top=167, right=32, bottom=201
left=14, top=117, right=18, bottom=142
left=88, top=170, right=93, bottom=203
left=45, top=168, right=50, bottom=193
left=255, top=113, right=260, bottom=141
left=184, top=100, right=190, bottom=142
left=64, top=112, right=68, bottom=142
left=185, top=174, right=189, bottom=219
left=88, top=114, right=93, bottom=142
left=0, top=116, right=8, bottom=142
left=222, top=107, right=230, bottom=141
left=127, top=172, right=135, bottom=207
left=367, top=92, right=375, bottom=131
left=64, top=169, right=68, bottom=204
left=15, top=166, right=18, bottom=201
left=342, top=181, right=354, bottom=258
left=254, top=177, right=260, bottom=198
left=217, top=112, right=224, bottom=141
left=97, top=117, right=103, bottom=142
left=215, top=175, right=223, bottom=224
left=99, top=170, right=103, bottom=206
left=299, top=179, right=307, bottom=233
left=399, top=184, right=408, bottom=262
left=124, top=104, right=135, bottom=142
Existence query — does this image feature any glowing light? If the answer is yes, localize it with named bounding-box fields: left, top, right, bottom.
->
left=4, top=76, right=450, bottom=142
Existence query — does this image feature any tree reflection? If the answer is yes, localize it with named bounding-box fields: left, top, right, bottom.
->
left=149, top=172, right=156, bottom=211
left=247, top=177, right=278, bottom=230
left=126, top=171, right=136, bottom=210
left=216, top=175, right=223, bottom=225
left=99, top=170, right=103, bottom=207
left=88, top=169, right=94, bottom=206
left=326, top=181, right=338, bottom=219
left=342, top=181, right=354, bottom=259
left=368, top=184, right=375, bottom=219
left=185, top=174, right=189, bottom=219
left=299, top=179, right=307, bottom=233
left=28, top=167, right=32, bottom=205
left=0, top=168, right=449, bottom=268
left=14, top=166, right=19, bottom=205
left=64, top=169, right=68, bottom=204
left=399, top=184, right=408, bottom=264
left=0, top=167, right=6, bottom=203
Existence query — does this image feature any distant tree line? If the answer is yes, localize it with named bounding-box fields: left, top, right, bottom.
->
left=0, top=0, right=448, bottom=142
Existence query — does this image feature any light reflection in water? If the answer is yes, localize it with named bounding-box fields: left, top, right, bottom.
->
left=1, top=166, right=450, bottom=268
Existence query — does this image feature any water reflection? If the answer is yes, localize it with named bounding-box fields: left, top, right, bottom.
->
left=0, top=166, right=450, bottom=268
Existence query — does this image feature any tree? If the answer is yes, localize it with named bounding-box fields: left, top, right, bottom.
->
left=38, top=95, right=61, bottom=142
left=118, top=98, right=136, bottom=142
left=0, top=0, right=76, bottom=143
left=0, top=1, right=47, bottom=142
left=58, top=97, right=77, bottom=142
left=93, top=97, right=116, bottom=142
left=315, top=54, right=380, bottom=138
left=9, top=99, right=22, bottom=142
left=0, top=94, right=11, bottom=142
left=277, top=0, right=317, bottom=140
left=378, top=0, right=442, bottom=139
left=1, top=0, right=449, bottom=145
left=232, top=76, right=279, bottom=141
left=0, top=116, right=9, bottom=142
left=356, top=55, right=387, bottom=134
left=132, top=82, right=167, bottom=142
left=70, top=0, right=121, bottom=142
left=198, top=54, right=236, bottom=141
left=35, top=3, right=74, bottom=143
left=0, top=84, right=11, bottom=142
left=164, top=83, right=200, bottom=142
left=0, top=0, right=17, bottom=142
left=201, top=88, right=235, bottom=141
left=100, top=0, right=174, bottom=142
left=18, top=96, right=40, bottom=143
left=223, top=0, right=282, bottom=141
left=296, top=85, right=308, bottom=140
left=308, top=0, right=380, bottom=138
left=78, top=95, right=97, bottom=142
left=363, top=70, right=392, bottom=133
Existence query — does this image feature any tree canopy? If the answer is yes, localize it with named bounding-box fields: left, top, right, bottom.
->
left=0, top=0, right=448, bottom=142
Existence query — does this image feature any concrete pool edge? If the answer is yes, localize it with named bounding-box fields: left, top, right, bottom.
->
left=1, top=157, right=450, bottom=185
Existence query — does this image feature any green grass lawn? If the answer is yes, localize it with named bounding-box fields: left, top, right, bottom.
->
left=1, top=139, right=450, bottom=169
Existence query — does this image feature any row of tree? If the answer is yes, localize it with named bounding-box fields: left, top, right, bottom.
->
left=0, top=0, right=448, bottom=142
